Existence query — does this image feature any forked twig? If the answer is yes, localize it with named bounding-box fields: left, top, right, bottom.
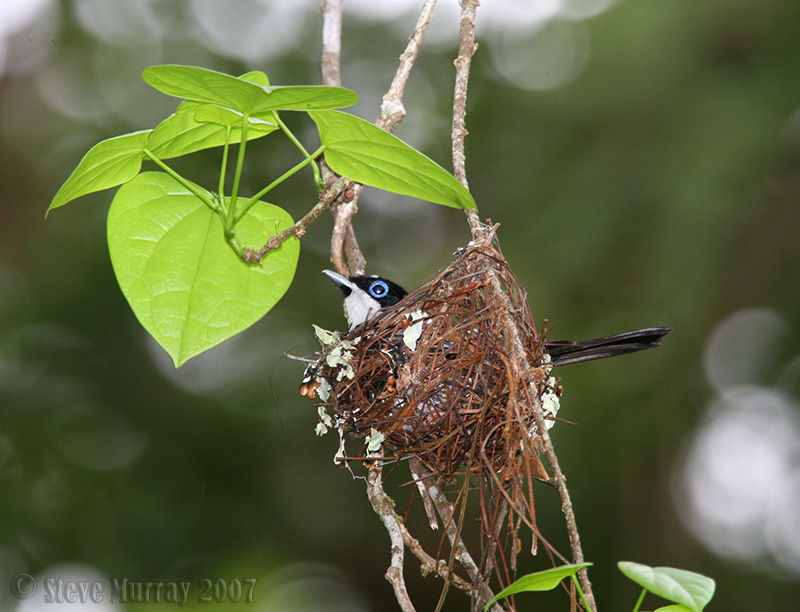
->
left=242, top=177, right=352, bottom=264
left=322, top=0, right=438, bottom=275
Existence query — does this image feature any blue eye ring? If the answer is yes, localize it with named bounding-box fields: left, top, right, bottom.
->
left=369, top=280, right=389, bottom=298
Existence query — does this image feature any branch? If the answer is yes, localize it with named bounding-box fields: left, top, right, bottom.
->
left=320, top=0, right=343, bottom=87
left=524, top=381, right=597, bottom=611
left=242, top=177, right=352, bottom=264
left=378, top=0, right=438, bottom=133
left=320, top=0, right=366, bottom=275
left=322, top=0, right=438, bottom=275
left=482, top=266, right=597, bottom=611
left=329, top=183, right=366, bottom=275
left=451, top=0, right=486, bottom=243
left=366, top=461, right=416, bottom=612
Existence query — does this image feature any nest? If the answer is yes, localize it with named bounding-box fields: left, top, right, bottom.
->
left=311, top=244, right=560, bottom=482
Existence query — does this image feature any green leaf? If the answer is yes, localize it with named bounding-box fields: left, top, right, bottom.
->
left=618, top=562, right=716, bottom=612
left=250, top=85, right=358, bottom=112
left=107, top=171, right=299, bottom=367
left=48, top=130, right=150, bottom=214
left=192, top=105, right=275, bottom=128
left=143, top=65, right=269, bottom=113
left=143, top=65, right=357, bottom=114
left=147, top=101, right=277, bottom=160
left=483, top=563, right=592, bottom=612
left=239, top=70, right=270, bottom=87
left=309, top=110, right=476, bottom=210
left=655, top=606, right=695, bottom=612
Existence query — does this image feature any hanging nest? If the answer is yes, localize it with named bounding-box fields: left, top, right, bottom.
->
left=308, top=243, right=561, bottom=483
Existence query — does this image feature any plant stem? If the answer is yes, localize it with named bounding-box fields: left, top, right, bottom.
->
left=571, top=574, right=594, bottom=612
left=275, top=113, right=323, bottom=187
left=218, top=126, right=231, bottom=200
left=225, top=116, right=250, bottom=236
left=236, top=145, right=325, bottom=222
left=631, top=588, right=647, bottom=612
left=143, top=150, right=216, bottom=210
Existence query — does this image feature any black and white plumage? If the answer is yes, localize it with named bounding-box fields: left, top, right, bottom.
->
left=322, top=270, right=670, bottom=366
left=322, top=270, right=408, bottom=331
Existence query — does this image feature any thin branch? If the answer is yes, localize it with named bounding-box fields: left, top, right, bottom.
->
left=366, top=461, right=416, bottom=612
left=242, top=177, right=352, bottom=264
left=524, top=381, right=596, bottom=611
left=330, top=183, right=366, bottom=275
left=323, top=0, right=439, bottom=275
left=320, top=0, right=367, bottom=275
left=482, top=265, right=597, bottom=611
left=378, top=0, right=438, bottom=133
left=451, top=0, right=486, bottom=242
left=320, top=0, right=343, bottom=87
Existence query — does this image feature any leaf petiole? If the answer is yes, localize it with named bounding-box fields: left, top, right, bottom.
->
left=236, top=145, right=325, bottom=222
left=218, top=125, right=231, bottom=201
left=274, top=112, right=323, bottom=187
left=570, top=574, right=594, bottom=612
left=225, top=114, right=250, bottom=237
left=143, top=150, right=216, bottom=210
left=631, top=587, right=647, bottom=612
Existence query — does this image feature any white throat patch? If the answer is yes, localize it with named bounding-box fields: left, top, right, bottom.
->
left=343, top=291, right=382, bottom=330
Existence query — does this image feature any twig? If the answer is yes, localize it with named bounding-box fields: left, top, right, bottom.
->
left=242, top=177, right=352, bottom=264
left=408, top=455, right=439, bottom=530
left=398, top=517, right=474, bottom=594
left=329, top=183, right=366, bottom=275
left=451, top=0, right=486, bottom=242
left=412, top=458, right=498, bottom=607
left=524, top=381, right=597, bottom=611
left=320, top=0, right=366, bottom=275
left=378, top=0, right=439, bottom=133
left=320, top=0, right=343, bottom=87
left=322, top=0, right=438, bottom=275
left=366, top=461, right=416, bottom=612
left=482, top=264, right=597, bottom=611
left=451, top=4, right=594, bottom=605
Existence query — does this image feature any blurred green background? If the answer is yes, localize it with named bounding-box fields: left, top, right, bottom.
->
left=2, top=0, right=800, bottom=610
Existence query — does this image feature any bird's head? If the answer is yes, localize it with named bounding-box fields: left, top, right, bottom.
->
left=323, top=270, right=408, bottom=330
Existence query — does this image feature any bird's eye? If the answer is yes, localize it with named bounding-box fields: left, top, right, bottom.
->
left=369, top=280, right=389, bottom=298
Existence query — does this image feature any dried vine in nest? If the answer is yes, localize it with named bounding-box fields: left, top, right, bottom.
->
left=307, top=243, right=564, bottom=592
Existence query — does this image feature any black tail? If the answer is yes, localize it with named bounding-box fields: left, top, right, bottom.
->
left=546, top=327, right=671, bottom=367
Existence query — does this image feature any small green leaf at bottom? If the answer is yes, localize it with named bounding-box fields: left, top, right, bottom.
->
left=107, top=172, right=299, bottom=366
left=618, top=562, right=716, bottom=612
left=483, top=563, right=592, bottom=612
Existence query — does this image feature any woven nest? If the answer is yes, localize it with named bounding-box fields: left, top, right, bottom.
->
left=312, top=244, right=560, bottom=481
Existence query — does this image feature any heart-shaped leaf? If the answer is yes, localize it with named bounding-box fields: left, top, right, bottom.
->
left=483, top=563, right=592, bottom=611
left=309, top=110, right=476, bottom=210
left=618, top=562, right=716, bottom=612
left=48, top=130, right=150, bottom=214
left=108, top=172, right=299, bottom=367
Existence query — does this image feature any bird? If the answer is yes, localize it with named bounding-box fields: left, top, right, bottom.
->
left=322, top=269, right=670, bottom=366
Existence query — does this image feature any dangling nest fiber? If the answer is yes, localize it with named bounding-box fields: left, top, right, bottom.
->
left=311, top=243, right=560, bottom=483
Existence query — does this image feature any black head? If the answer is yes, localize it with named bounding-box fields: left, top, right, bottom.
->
left=323, top=270, right=408, bottom=329
left=348, top=275, right=407, bottom=307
